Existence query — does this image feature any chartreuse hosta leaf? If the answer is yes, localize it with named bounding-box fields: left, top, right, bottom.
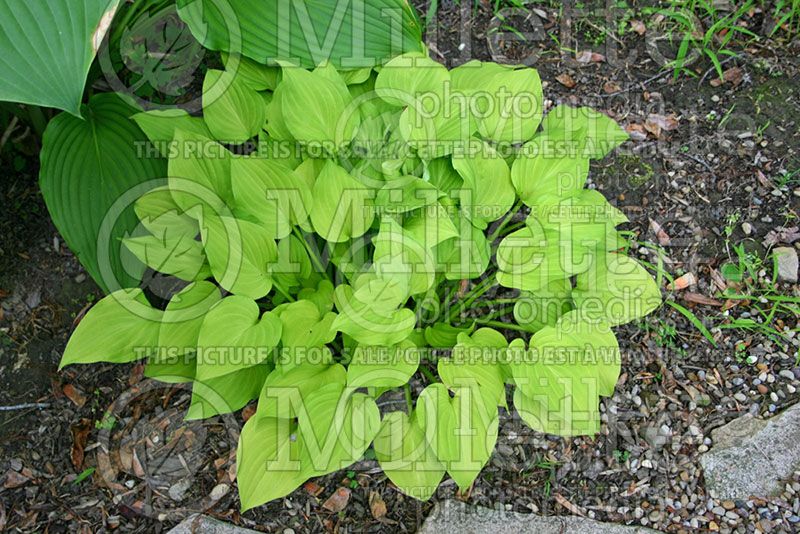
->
left=125, top=187, right=211, bottom=281
left=278, top=64, right=357, bottom=150
left=194, top=296, right=282, bottom=381
left=373, top=411, right=445, bottom=500
left=373, top=218, right=436, bottom=295
left=451, top=60, right=543, bottom=144
left=60, top=289, right=162, bottom=368
left=572, top=252, right=662, bottom=326
left=541, top=105, right=629, bottom=160
left=273, top=300, right=337, bottom=371
left=415, top=383, right=499, bottom=491
left=200, top=214, right=278, bottom=299
left=168, top=129, right=234, bottom=212
left=231, top=156, right=313, bottom=239
left=239, top=382, right=380, bottom=511
left=509, top=310, right=620, bottom=436
left=332, top=275, right=416, bottom=346
left=454, top=140, right=515, bottom=229
left=310, top=161, right=375, bottom=243
left=58, top=54, right=661, bottom=510
left=203, top=69, right=267, bottom=144
left=439, top=328, right=509, bottom=408
left=347, top=339, right=420, bottom=388
left=146, top=282, right=222, bottom=383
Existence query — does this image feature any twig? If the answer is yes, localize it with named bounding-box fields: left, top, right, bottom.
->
left=697, top=55, right=740, bottom=88
left=0, top=115, right=19, bottom=152
left=0, top=402, right=50, bottom=412
left=599, top=70, right=672, bottom=98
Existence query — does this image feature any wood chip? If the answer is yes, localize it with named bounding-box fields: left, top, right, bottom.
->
left=369, top=491, right=387, bottom=519
left=575, top=50, right=605, bottom=63
left=649, top=218, right=671, bottom=246
left=3, top=469, right=30, bottom=489
left=304, top=481, right=324, bottom=497
left=683, top=293, right=724, bottom=306
left=630, top=19, right=646, bottom=35
left=556, top=73, right=576, bottom=88
left=667, top=272, right=697, bottom=291
left=322, top=487, right=351, bottom=512
left=603, top=81, right=622, bottom=94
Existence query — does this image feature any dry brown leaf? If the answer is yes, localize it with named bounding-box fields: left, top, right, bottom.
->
left=128, top=363, right=144, bottom=386
left=322, top=487, right=351, bottom=512
left=0, top=500, right=6, bottom=531
left=763, top=226, right=800, bottom=246
left=131, top=448, right=146, bottom=478
left=63, top=384, right=87, bottom=407
left=625, top=124, right=648, bottom=142
left=241, top=403, right=257, bottom=423
left=556, top=73, right=576, bottom=88
left=369, top=491, right=387, bottom=519
left=630, top=19, right=646, bottom=35
left=575, top=50, right=605, bottom=63
left=644, top=113, right=679, bottom=138
left=70, top=418, right=92, bottom=469
left=649, top=218, right=671, bottom=246
left=667, top=272, right=697, bottom=291
left=304, top=481, right=324, bottom=497
left=710, top=66, right=743, bottom=87
left=683, top=293, right=724, bottom=306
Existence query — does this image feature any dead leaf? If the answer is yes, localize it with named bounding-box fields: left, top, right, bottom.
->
left=755, top=169, right=772, bottom=188
left=132, top=448, right=146, bottom=478
left=63, top=384, right=87, bottom=407
left=369, top=491, right=387, bottom=519
left=630, top=19, right=646, bottom=35
left=649, top=219, right=671, bottom=246
left=644, top=113, right=679, bottom=138
left=710, top=269, right=727, bottom=291
left=554, top=493, right=585, bottom=516
left=710, top=66, right=743, bottom=87
left=603, top=81, right=622, bottom=94
left=575, top=50, right=605, bottom=63
left=304, top=481, right=324, bottom=497
left=556, top=73, right=576, bottom=88
left=625, top=124, right=648, bottom=142
left=667, top=272, right=697, bottom=291
left=70, top=418, right=92, bottom=469
left=3, top=469, right=30, bottom=489
left=0, top=500, right=6, bottom=531
left=683, top=293, right=724, bottom=306
left=322, top=487, right=351, bottom=512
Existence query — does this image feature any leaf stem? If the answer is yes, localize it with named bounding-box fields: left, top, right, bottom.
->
left=469, top=319, right=531, bottom=333
left=487, top=200, right=523, bottom=243
left=293, top=226, right=327, bottom=275
left=403, top=384, right=413, bottom=414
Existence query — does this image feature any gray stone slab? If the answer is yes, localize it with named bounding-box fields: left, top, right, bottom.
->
left=168, top=514, right=260, bottom=534
left=419, top=500, right=662, bottom=534
left=700, top=403, right=800, bottom=500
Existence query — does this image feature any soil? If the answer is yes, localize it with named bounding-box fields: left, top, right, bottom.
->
left=2, top=1, right=799, bottom=533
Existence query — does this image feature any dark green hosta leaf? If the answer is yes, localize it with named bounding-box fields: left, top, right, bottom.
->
left=0, top=0, right=120, bottom=115
left=509, top=310, right=620, bottom=436
left=40, top=94, right=167, bottom=292
left=176, top=0, right=423, bottom=69
left=60, top=289, right=162, bottom=368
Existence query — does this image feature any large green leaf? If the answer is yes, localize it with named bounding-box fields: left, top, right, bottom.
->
left=0, top=0, right=120, bottom=115
left=40, top=93, right=167, bottom=292
left=176, top=0, right=423, bottom=69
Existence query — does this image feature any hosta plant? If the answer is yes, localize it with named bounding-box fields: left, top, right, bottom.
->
left=60, top=52, right=661, bottom=510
